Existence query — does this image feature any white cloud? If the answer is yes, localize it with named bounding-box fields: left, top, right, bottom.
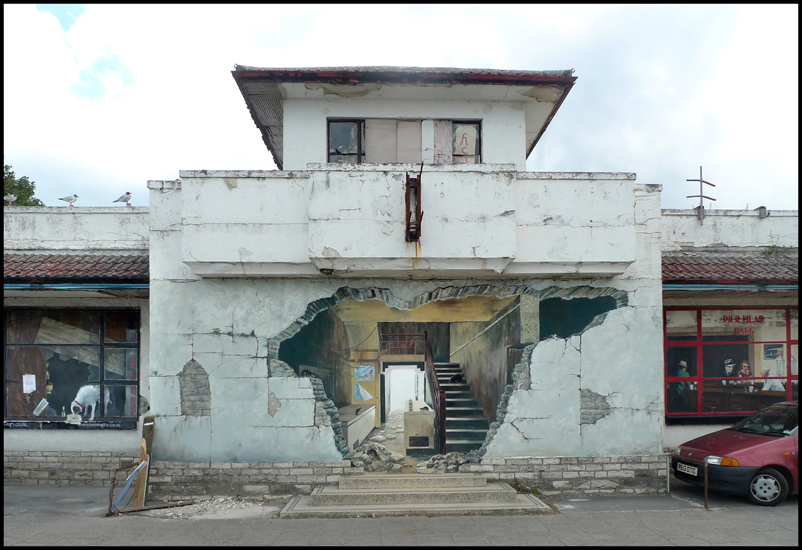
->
left=3, top=4, right=798, bottom=210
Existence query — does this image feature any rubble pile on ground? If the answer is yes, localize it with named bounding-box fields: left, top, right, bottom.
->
left=132, top=496, right=287, bottom=519
left=348, top=441, right=407, bottom=472
left=415, top=452, right=471, bottom=474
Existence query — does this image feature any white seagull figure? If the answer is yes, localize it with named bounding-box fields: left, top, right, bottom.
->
left=113, top=192, right=132, bottom=206
left=59, top=194, right=79, bottom=207
left=4, top=193, right=17, bottom=206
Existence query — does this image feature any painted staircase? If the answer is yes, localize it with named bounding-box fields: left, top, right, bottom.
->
left=435, top=362, right=489, bottom=453
left=280, top=473, right=552, bottom=518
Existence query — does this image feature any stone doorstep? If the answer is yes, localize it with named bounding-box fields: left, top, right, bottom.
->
left=339, top=472, right=488, bottom=490
left=311, top=482, right=519, bottom=506
left=280, top=493, right=553, bottom=518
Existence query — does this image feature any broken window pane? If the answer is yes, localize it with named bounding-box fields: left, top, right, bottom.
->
left=452, top=122, right=480, bottom=164
left=329, top=121, right=364, bottom=164
left=104, top=349, right=138, bottom=380
left=6, top=345, right=100, bottom=418
left=7, top=310, right=100, bottom=344
left=105, top=311, right=138, bottom=343
left=104, top=385, right=138, bottom=418
left=5, top=309, right=139, bottom=423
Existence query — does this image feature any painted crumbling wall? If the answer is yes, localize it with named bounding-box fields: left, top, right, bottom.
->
left=483, top=185, right=664, bottom=457
left=146, top=177, right=663, bottom=463
left=170, top=169, right=639, bottom=279
left=451, top=297, right=522, bottom=421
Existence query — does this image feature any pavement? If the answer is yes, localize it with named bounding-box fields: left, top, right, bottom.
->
left=4, top=474, right=798, bottom=546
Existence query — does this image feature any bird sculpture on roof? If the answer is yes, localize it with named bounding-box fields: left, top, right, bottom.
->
left=58, top=194, right=79, bottom=207
left=4, top=193, right=17, bottom=206
left=113, top=192, right=132, bottom=206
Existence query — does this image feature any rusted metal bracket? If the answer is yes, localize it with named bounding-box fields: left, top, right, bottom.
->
left=405, top=162, right=424, bottom=242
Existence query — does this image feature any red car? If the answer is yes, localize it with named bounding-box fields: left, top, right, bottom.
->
left=672, top=401, right=798, bottom=506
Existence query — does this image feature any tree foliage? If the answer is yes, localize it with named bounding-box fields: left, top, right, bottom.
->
left=4, top=162, right=44, bottom=206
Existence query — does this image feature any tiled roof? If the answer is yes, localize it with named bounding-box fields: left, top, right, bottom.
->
left=662, top=252, right=798, bottom=284
left=4, top=253, right=149, bottom=282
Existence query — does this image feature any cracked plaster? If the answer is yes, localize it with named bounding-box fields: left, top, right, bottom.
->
left=484, top=305, right=663, bottom=458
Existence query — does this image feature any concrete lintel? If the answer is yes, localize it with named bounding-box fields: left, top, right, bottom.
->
left=184, top=261, right=321, bottom=278
left=502, top=261, right=632, bottom=276
left=309, top=256, right=514, bottom=275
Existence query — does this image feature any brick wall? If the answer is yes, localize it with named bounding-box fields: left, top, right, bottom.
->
left=147, top=460, right=363, bottom=499
left=461, top=455, right=668, bottom=495
left=5, top=451, right=667, bottom=496
left=4, top=451, right=135, bottom=487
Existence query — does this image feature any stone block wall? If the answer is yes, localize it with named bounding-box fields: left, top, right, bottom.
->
left=147, top=460, right=362, bottom=499
left=5, top=451, right=666, bottom=496
left=4, top=450, right=136, bottom=487
left=460, top=455, right=668, bottom=495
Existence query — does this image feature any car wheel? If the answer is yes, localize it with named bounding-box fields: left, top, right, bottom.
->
left=747, top=468, right=788, bottom=506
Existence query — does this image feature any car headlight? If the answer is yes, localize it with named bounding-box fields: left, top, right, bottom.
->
left=704, top=455, right=740, bottom=466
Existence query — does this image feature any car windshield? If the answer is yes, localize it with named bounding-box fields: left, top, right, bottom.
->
left=730, top=404, right=798, bottom=437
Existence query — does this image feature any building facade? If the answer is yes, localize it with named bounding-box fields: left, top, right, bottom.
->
left=4, top=67, right=797, bottom=496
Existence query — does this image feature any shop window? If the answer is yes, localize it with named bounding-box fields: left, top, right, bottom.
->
left=664, top=307, right=798, bottom=418
left=4, top=309, right=139, bottom=427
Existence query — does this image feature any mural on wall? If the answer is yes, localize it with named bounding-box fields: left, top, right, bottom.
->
left=273, top=285, right=630, bottom=459
left=354, top=365, right=375, bottom=381
left=4, top=309, right=141, bottom=427
left=354, top=383, right=374, bottom=401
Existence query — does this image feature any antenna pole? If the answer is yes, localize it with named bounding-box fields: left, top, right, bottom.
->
left=686, top=166, right=716, bottom=225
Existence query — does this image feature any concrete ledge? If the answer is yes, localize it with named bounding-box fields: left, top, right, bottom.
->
left=280, top=492, right=553, bottom=518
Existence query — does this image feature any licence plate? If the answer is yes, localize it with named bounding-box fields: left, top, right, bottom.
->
left=677, top=462, right=698, bottom=476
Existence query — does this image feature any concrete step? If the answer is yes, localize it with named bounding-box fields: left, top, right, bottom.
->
left=310, top=482, right=519, bottom=506
left=446, top=406, right=484, bottom=417
left=446, top=397, right=479, bottom=406
left=443, top=391, right=474, bottom=399
left=439, top=383, right=470, bottom=391
left=280, top=493, right=552, bottom=518
left=447, top=416, right=489, bottom=429
left=446, top=429, right=488, bottom=441
left=338, top=473, right=488, bottom=490
left=446, top=439, right=485, bottom=452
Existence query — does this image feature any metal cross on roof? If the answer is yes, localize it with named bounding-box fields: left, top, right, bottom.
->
left=686, top=166, right=716, bottom=225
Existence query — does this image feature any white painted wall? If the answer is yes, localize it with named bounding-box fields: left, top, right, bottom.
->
left=167, top=169, right=644, bottom=279
left=661, top=209, right=798, bottom=250
left=282, top=98, right=528, bottom=170
left=3, top=207, right=149, bottom=252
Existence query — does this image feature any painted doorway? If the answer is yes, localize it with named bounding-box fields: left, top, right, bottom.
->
left=384, top=364, right=424, bottom=413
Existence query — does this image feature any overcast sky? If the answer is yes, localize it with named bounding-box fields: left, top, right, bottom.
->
left=4, top=4, right=798, bottom=210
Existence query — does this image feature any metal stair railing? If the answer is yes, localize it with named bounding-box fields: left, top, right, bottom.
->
left=423, top=331, right=447, bottom=455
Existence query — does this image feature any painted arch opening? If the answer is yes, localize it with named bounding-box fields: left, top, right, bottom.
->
left=271, top=284, right=626, bottom=457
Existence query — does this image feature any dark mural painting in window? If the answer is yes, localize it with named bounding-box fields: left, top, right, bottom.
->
left=4, top=309, right=139, bottom=425
left=664, top=307, right=798, bottom=418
